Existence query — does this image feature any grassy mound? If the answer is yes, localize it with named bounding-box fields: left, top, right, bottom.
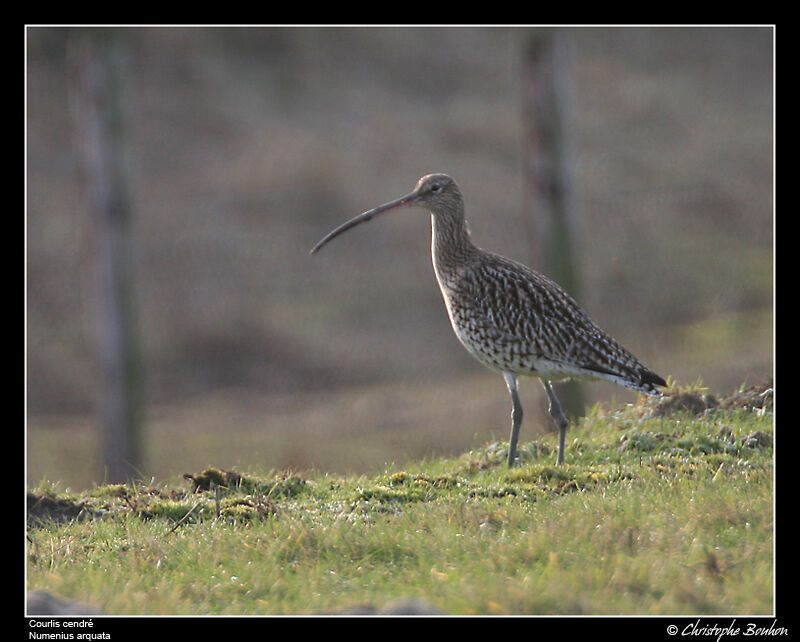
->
left=26, top=381, right=773, bottom=615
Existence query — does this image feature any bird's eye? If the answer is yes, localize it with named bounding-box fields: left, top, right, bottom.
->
left=430, top=183, right=441, bottom=192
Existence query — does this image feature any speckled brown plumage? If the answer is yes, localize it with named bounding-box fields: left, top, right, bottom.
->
left=437, top=250, right=665, bottom=393
left=311, top=173, right=666, bottom=466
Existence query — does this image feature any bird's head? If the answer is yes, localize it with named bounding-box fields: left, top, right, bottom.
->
left=309, top=173, right=463, bottom=254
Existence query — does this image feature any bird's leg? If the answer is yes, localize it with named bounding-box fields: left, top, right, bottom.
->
left=503, top=372, right=523, bottom=467
left=542, top=380, right=569, bottom=465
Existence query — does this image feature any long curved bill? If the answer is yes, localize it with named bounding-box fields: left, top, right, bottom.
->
left=310, top=191, right=419, bottom=255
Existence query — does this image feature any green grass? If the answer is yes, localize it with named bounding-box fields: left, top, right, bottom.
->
left=26, top=383, right=773, bottom=615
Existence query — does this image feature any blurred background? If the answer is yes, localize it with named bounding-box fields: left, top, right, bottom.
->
left=26, top=26, right=773, bottom=490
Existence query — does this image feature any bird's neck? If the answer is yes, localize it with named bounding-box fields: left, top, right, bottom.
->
left=430, top=208, right=477, bottom=290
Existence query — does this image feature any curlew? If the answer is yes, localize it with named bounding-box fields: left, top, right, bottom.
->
left=311, top=174, right=666, bottom=467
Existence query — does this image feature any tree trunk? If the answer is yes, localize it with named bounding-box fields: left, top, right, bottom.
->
left=521, top=28, right=585, bottom=423
left=69, top=30, right=143, bottom=483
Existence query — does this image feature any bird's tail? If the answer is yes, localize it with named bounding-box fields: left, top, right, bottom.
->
left=585, top=364, right=667, bottom=395
left=630, top=369, right=667, bottom=395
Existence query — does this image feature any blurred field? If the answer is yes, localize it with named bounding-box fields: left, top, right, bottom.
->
left=26, top=27, right=773, bottom=490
